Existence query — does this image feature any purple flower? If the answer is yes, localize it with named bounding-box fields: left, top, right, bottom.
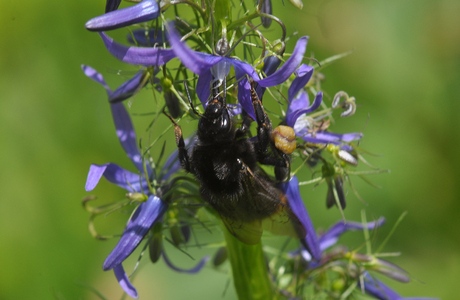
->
left=86, top=0, right=160, bottom=32
left=300, top=215, right=386, bottom=264
left=285, top=67, right=362, bottom=148
left=237, top=55, right=282, bottom=119
left=81, top=64, right=150, bottom=104
left=360, top=272, right=440, bottom=300
left=281, top=176, right=321, bottom=260
left=311, top=217, right=385, bottom=259
left=83, top=65, right=207, bottom=298
left=166, top=26, right=309, bottom=119
left=282, top=174, right=386, bottom=263
left=82, top=65, right=153, bottom=174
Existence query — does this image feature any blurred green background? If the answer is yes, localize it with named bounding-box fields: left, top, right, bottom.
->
left=0, top=0, right=458, bottom=299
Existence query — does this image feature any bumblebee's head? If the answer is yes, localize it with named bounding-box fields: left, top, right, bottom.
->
left=198, top=96, right=232, bottom=141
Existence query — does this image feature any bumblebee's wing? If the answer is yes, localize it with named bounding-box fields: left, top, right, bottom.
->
left=221, top=216, right=263, bottom=245
left=261, top=199, right=307, bottom=240
left=249, top=170, right=307, bottom=240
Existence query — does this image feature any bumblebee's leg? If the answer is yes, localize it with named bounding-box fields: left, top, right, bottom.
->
left=163, top=111, right=193, bottom=174
left=235, top=110, right=253, bottom=138
left=249, top=80, right=272, bottom=153
left=249, top=80, right=291, bottom=181
left=274, top=153, right=290, bottom=182
left=249, top=80, right=283, bottom=163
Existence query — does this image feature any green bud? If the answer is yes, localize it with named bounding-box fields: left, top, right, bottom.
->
left=272, top=40, right=285, bottom=55
left=149, top=222, right=163, bottom=263
left=170, top=225, right=184, bottom=246
left=126, top=192, right=148, bottom=202
left=278, top=274, right=293, bottom=289
left=322, top=162, right=335, bottom=178
left=164, top=90, right=182, bottom=118
left=332, top=278, right=346, bottom=291
left=160, top=76, right=173, bottom=91
left=212, top=246, right=228, bottom=267
left=254, top=58, right=264, bottom=71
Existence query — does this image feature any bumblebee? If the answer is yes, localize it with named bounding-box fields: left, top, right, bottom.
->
left=167, top=79, right=306, bottom=245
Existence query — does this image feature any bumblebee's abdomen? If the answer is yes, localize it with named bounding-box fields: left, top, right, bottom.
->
left=191, top=139, right=270, bottom=220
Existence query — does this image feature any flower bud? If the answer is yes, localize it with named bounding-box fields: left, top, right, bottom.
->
left=212, top=247, right=228, bottom=267
left=337, top=149, right=358, bottom=166
left=272, top=40, right=286, bottom=56
left=215, top=38, right=229, bottom=56
left=288, top=0, right=303, bottom=9
left=262, top=55, right=281, bottom=76
left=181, top=223, right=191, bottom=243
left=164, top=90, right=182, bottom=118
left=371, top=258, right=411, bottom=283
left=259, top=0, right=272, bottom=28
left=149, top=222, right=163, bottom=263
left=323, top=163, right=346, bottom=209
left=126, top=192, right=148, bottom=202
left=332, top=278, right=346, bottom=291
left=170, top=225, right=184, bottom=246
left=160, top=76, right=173, bottom=91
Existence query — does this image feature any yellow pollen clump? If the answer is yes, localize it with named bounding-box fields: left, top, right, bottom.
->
left=271, top=125, right=296, bottom=154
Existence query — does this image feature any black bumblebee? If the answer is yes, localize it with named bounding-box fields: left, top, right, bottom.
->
left=166, top=78, right=306, bottom=245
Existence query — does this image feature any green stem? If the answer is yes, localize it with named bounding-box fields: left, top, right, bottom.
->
left=228, top=12, right=260, bottom=31
left=224, top=227, right=274, bottom=300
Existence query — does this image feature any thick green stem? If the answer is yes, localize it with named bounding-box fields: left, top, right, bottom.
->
left=224, top=227, right=274, bottom=300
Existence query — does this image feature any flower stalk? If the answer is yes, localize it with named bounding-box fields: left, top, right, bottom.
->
left=223, top=227, right=274, bottom=300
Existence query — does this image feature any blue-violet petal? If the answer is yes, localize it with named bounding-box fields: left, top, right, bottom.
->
left=162, top=251, right=210, bottom=274
left=99, top=32, right=176, bottom=66
left=281, top=176, right=321, bottom=261
left=113, top=264, right=138, bottom=299
left=103, top=195, right=168, bottom=270
left=86, top=0, right=160, bottom=31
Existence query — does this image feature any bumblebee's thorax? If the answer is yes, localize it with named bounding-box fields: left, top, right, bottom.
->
left=197, top=97, right=234, bottom=143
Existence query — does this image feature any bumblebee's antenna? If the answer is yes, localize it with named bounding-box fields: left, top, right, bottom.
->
left=183, top=81, right=205, bottom=118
